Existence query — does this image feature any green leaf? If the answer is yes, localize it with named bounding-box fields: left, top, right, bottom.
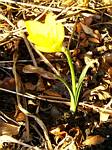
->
left=75, top=60, right=96, bottom=103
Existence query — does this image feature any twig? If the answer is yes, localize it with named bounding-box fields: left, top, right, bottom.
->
left=12, top=51, right=30, bottom=141
left=0, top=60, right=32, bottom=64
left=18, top=105, right=53, bottom=150
left=1, top=86, right=112, bottom=115
left=31, top=44, right=60, bottom=76
left=0, top=87, right=70, bottom=105
left=0, top=111, right=19, bottom=126
left=0, top=0, right=62, bottom=12
left=0, top=14, right=15, bottom=28
left=35, top=0, right=55, bottom=21
left=17, top=21, right=37, bottom=67
left=79, top=102, right=112, bottom=115
left=95, top=5, right=112, bottom=10
left=23, top=33, right=38, bottom=67
left=0, top=135, right=40, bottom=150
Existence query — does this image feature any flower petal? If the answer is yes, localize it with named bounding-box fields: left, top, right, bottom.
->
left=25, top=13, right=65, bottom=53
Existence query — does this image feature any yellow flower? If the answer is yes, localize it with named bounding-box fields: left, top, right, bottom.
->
left=25, top=13, right=65, bottom=53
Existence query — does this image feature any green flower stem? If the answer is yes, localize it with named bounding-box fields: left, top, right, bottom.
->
left=56, top=75, right=76, bottom=112
left=62, top=48, right=77, bottom=112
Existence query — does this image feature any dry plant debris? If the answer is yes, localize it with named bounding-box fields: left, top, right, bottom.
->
left=0, top=0, right=112, bottom=150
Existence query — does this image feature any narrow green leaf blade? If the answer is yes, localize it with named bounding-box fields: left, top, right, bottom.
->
left=75, top=60, right=97, bottom=102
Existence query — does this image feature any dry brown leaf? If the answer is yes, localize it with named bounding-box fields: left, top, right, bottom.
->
left=99, top=91, right=111, bottom=100
left=76, top=22, right=83, bottom=33
left=96, top=45, right=107, bottom=52
left=88, top=37, right=100, bottom=43
left=103, top=53, right=112, bottom=65
left=80, top=39, right=89, bottom=47
left=72, top=49, right=80, bottom=57
left=80, top=33, right=87, bottom=39
left=80, top=22, right=94, bottom=36
left=16, top=112, right=26, bottom=122
left=0, top=77, right=15, bottom=90
left=84, top=55, right=94, bottom=67
left=0, top=119, right=20, bottom=136
left=44, top=89, right=62, bottom=97
left=61, top=0, right=74, bottom=6
left=99, top=111, right=110, bottom=122
left=50, top=125, right=67, bottom=144
left=77, top=0, right=89, bottom=7
left=36, top=77, right=46, bottom=91
left=107, top=8, right=112, bottom=15
left=83, top=135, right=105, bottom=146
left=58, top=136, right=77, bottom=150
left=0, top=135, right=34, bottom=149
left=102, top=0, right=112, bottom=5
left=50, top=127, right=61, bottom=135
left=91, top=90, right=111, bottom=100
left=23, top=65, right=56, bottom=80
left=108, top=67, right=112, bottom=77
left=94, top=30, right=101, bottom=39
left=60, top=140, right=77, bottom=150
left=84, top=16, right=93, bottom=26
left=24, top=82, right=36, bottom=91
left=90, top=85, right=111, bottom=100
